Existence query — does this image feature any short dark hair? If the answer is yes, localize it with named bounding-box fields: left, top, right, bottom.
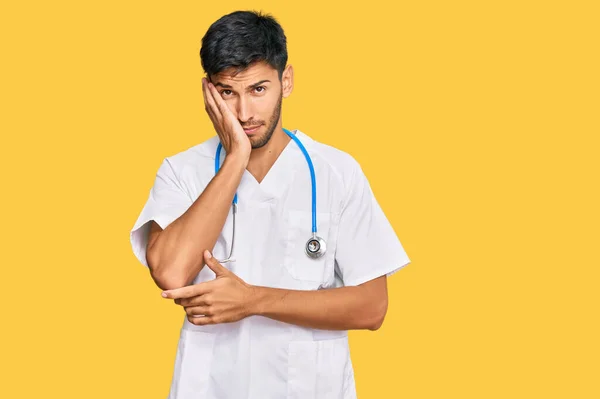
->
left=200, top=10, right=288, bottom=80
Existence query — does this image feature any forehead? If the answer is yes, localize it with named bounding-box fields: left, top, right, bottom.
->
left=211, top=61, right=278, bottom=86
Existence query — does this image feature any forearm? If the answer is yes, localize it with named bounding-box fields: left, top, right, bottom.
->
left=250, top=284, right=386, bottom=331
left=149, top=154, right=247, bottom=289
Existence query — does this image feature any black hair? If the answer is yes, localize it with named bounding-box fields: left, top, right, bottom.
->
left=200, top=10, right=288, bottom=80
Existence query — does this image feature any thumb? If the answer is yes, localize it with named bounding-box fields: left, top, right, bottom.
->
left=204, top=250, right=228, bottom=276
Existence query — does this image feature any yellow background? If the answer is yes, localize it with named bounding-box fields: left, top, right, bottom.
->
left=1, top=0, right=598, bottom=398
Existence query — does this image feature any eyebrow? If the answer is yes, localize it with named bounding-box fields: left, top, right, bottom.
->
left=214, top=79, right=271, bottom=90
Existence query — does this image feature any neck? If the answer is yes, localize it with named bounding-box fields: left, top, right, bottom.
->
left=246, top=123, right=291, bottom=183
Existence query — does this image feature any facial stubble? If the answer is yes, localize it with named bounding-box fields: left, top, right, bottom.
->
left=250, top=94, right=283, bottom=149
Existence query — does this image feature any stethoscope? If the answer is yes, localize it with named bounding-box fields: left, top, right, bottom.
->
left=214, top=127, right=326, bottom=263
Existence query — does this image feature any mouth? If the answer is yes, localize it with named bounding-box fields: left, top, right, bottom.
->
left=243, top=125, right=262, bottom=135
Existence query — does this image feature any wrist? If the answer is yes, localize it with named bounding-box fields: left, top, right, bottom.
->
left=223, top=151, right=249, bottom=169
left=247, top=285, right=268, bottom=316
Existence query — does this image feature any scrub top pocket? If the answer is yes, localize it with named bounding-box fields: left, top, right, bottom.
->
left=283, top=210, right=334, bottom=283
left=287, top=335, right=355, bottom=399
left=169, top=328, right=216, bottom=399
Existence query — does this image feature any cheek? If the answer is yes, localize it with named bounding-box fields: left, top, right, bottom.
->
left=224, top=100, right=237, bottom=115
left=256, top=94, right=278, bottom=113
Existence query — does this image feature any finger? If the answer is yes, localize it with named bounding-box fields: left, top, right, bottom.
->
left=202, top=78, right=221, bottom=124
left=203, top=250, right=228, bottom=276
left=188, top=314, right=216, bottom=326
left=206, top=80, right=231, bottom=118
left=202, top=77, right=220, bottom=123
left=162, top=282, right=210, bottom=299
left=176, top=294, right=211, bottom=307
left=185, top=305, right=212, bottom=317
left=205, top=78, right=224, bottom=119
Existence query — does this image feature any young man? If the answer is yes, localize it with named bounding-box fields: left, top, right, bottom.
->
left=130, top=10, right=410, bottom=399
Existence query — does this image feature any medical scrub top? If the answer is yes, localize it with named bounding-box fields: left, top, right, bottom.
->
left=130, top=129, right=411, bottom=399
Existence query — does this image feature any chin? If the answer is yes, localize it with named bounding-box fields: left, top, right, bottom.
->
left=250, top=130, right=273, bottom=149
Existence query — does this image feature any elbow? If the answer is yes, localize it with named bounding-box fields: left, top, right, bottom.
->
left=366, top=298, right=388, bottom=331
left=147, top=252, right=191, bottom=290
left=151, top=270, right=189, bottom=291
left=368, top=315, right=385, bottom=331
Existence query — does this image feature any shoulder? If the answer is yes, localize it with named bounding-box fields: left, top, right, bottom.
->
left=297, top=129, right=363, bottom=192
left=160, top=135, right=221, bottom=179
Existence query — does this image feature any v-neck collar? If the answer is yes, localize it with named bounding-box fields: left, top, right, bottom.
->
left=237, top=129, right=311, bottom=204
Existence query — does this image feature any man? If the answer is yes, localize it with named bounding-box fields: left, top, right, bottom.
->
left=130, top=10, right=410, bottom=399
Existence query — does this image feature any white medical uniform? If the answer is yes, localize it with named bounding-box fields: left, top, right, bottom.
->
left=130, top=129, right=410, bottom=399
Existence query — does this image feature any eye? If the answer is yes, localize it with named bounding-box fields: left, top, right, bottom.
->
left=220, top=89, right=232, bottom=96
left=255, top=86, right=266, bottom=93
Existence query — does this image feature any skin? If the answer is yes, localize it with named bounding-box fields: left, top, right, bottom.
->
left=150, top=60, right=389, bottom=330
left=163, top=250, right=389, bottom=331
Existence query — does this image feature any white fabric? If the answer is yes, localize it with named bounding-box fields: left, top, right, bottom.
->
left=130, top=129, right=411, bottom=399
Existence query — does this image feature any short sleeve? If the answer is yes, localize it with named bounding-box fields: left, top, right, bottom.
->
left=130, top=158, right=193, bottom=268
left=334, top=162, right=411, bottom=286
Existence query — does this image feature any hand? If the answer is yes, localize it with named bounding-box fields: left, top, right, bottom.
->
left=161, top=249, right=258, bottom=326
left=202, top=77, right=251, bottom=162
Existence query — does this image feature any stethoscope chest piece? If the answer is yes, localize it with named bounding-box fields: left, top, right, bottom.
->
left=216, top=127, right=328, bottom=263
left=305, top=234, right=327, bottom=259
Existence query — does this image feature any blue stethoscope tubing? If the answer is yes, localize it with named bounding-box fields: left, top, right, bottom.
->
left=215, top=127, right=326, bottom=262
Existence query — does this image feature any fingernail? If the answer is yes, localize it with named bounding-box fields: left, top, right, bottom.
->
left=205, top=250, right=212, bottom=259
left=161, top=292, right=168, bottom=298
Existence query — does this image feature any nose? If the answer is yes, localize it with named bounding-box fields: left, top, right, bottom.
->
left=236, top=95, right=253, bottom=124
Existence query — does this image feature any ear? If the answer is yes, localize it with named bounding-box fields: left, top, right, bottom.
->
left=281, top=64, right=294, bottom=98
